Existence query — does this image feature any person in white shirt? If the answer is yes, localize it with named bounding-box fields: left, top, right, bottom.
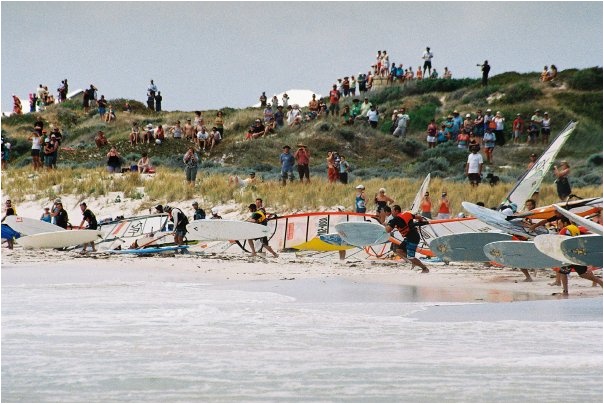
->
left=367, top=105, right=379, bottom=128
left=422, top=47, right=434, bottom=77
left=393, top=107, right=410, bottom=139
left=465, top=145, right=483, bottom=187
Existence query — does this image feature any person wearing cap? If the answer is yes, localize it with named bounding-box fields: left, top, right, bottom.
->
left=353, top=184, right=367, bottom=213
left=209, top=207, right=222, bottom=220
left=493, top=111, right=505, bottom=147
left=294, top=144, right=311, bottom=183
left=246, top=203, right=278, bottom=258
left=43, top=134, right=57, bottom=169
left=375, top=188, right=395, bottom=224
left=512, top=113, right=524, bottom=145
left=541, top=112, right=551, bottom=145
left=192, top=202, right=206, bottom=220
left=279, top=145, right=295, bottom=186
left=246, top=119, right=265, bottom=140
left=462, top=113, right=474, bottom=134
left=530, top=109, right=543, bottom=144
left=393, top=108, right=410, bottom=139
left=143, top=124, right=155, bottom=144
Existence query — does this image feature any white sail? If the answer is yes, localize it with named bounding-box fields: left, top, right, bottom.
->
left=410, top=173, right=431, bottom=214
left=502, top=121, right=577, bottom=208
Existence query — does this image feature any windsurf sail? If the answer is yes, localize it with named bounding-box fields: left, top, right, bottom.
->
left=98, top=213, right=170, bottom=241
left=266, top=211, right=380, bottom=251
left=502, top=120, right=577, bottom=209
left=410, top=173, right=431, bottom=214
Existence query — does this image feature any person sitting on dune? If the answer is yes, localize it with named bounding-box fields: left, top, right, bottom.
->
left=245, top=119, right=265, bottom=140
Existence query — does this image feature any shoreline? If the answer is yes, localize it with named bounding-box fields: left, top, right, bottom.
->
left=3, top=247, right=601, bottom=303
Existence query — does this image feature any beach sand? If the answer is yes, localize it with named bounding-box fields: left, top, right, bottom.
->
left=3, top=245, right=602, bottom=301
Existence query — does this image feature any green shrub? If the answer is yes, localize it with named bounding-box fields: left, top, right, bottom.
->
left=587, top=153, right=603, bottom=166
left=554, top=92, right=603, bottom=124
left=2, top=113, right=38, bottom=126
left=497, top=83, right=542, bottom=104
left=408, top=102, right=441, bottom=133
left=489, top=71, right=540, bottom=86
left=567, top=67, right=603, bottom=91
left=412, top=157, right=450, bottom=177
left=108, top=98, right=148, bottom=113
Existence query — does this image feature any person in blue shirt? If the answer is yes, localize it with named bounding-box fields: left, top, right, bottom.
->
left=40, top=207, right=52, bottom=223
left=451, top=110, right=463, bottom=137
left=279, top=145, right=295, bottom=186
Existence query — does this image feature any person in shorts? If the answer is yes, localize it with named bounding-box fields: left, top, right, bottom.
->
left=247, top=203, right=278, bottom=258
left=385, top=207, right=430, bottom=273
left=465, top=145, right=483, bottom=187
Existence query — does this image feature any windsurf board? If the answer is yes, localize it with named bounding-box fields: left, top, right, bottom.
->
left=483, top=240, right=567, bottom=269
left=187, top=219, right=270, bottom=241
left=106, top=245, right=189, bottom=254
left=559, top=235, right=603, bottom=267
left=462, top=201, right=547, bottom=238
left=4, top=216, right=63, bottom=236
left=295, top=236, right=355, bottom=251
left=429, top=232, right=513, bottom=262
left=554, top=205, right=603, bottom=236
left=17, top=229, right=102, bottom=249
left=533, top=234, right=583, bottom=265
left=335, top=221, right=390, bottom=247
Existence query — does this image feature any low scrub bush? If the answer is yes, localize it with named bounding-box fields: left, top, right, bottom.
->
left=567, top=67, right=603, bottom=91
left=497, top=83, right=542, bottom=104
left=553, top=92, right=603, bottom=124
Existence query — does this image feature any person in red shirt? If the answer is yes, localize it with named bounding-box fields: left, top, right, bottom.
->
left=328, top=84, right=341, bottom=116
left=436, top=192, right=451, bottom=219
left=294, top=144, right=310, bottom=183
left=420, top=192, right=432, bottom=219
left=512, top=113, right=524, bottom=144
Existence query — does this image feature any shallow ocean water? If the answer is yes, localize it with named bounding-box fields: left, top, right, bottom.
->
left=2, top=269, right=602, bottom=402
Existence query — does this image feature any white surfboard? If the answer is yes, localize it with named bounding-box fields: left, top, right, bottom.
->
left=483, top=240, right=567, bottom=269
left=554, top=204, right=603, bottom=236
left=533, top=234, right=582, bottom=265
left=429, top=232, right=512, bottom=262
left=3, top=216, right=63, bottom=236
left=16, top=230, right=102, bottom=249
left=335, top=221, right=390, bottom=247
left=559, top=234, right=603, bottom=267
left=186, top=219, right=270, bottom=241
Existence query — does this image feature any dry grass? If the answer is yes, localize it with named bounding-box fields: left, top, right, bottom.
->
left=2, top=167, right=601, bottom=216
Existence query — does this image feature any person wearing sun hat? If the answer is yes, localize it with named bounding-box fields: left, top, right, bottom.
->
left=294, top=144, right=310, bottom=183
left=355, top=184, right=367, bottom=213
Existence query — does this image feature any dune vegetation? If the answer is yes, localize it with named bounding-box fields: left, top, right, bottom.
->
left=1, top=67, right=602, bottom=213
